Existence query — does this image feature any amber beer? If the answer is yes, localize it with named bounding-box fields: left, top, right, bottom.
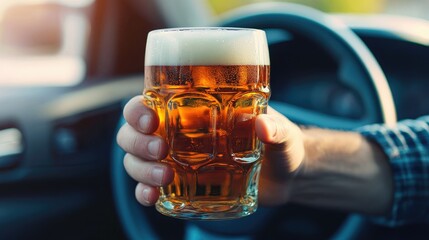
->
left=143, top=28, right=270, bottom=220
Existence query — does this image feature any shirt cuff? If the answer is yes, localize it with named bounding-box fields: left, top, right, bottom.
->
left=357, top=120, right=429, bottom=226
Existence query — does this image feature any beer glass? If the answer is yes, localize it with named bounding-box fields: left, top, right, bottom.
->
left=143, top=27, right=270, bottom=220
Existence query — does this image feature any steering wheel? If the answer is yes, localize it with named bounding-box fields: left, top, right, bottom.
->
left=112, top=3, right=397, bottom=240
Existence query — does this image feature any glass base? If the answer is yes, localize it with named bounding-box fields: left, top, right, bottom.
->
left=155, top=197, right=258, bottom=220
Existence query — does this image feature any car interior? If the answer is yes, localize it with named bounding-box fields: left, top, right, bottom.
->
left=1, top=0, right=429, bottom=239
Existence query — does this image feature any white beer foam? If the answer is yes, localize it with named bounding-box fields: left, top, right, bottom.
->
left=145, top=28, right=270, bottom=66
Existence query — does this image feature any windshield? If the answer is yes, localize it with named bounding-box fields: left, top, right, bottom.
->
left=0, top=0, right=94, bottom=86
left=207, top=0, right=429, bottom=20
left=2, top=0, right=427, bottom=86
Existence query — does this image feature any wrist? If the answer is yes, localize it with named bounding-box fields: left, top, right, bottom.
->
left=289, top=128, right=393, bottom=215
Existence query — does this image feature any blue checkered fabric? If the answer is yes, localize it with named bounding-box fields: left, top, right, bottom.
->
left=357, top=116, right=429, bottom=226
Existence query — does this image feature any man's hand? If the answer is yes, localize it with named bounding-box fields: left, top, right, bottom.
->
left=116, top=96, right=173, bottom=206
left=116, top=95, right=306, bottom=206
left=117, top=95, right=393, bottom=216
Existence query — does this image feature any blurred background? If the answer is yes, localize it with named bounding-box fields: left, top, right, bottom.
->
left=0, top=0, right=93, bottom=86
left=208, top=0, right=429, bottom=18
left=0, top=0, right=428, bottom=86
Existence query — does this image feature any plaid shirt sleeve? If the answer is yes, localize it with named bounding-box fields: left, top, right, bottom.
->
left=357, top=116, right=429, bottom=226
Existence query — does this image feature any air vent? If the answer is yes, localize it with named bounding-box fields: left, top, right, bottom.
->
left=0, top=127, right=24, bottom=169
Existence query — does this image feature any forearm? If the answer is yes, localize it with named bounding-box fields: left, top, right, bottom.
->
left=289, top=128, right=393, bottom=215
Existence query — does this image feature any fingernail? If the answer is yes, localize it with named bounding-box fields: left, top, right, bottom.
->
left=148, top=140, right=160, bottom=158
left=139, top=114, right=150, bottom=132
left=142, top=188, right=150, bottom=202
left=151, top=166, right=164, bottom=185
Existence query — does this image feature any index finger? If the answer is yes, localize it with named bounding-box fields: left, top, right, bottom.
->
left=123, top=95, right=159, bottom=134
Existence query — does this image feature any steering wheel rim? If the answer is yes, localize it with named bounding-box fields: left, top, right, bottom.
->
left=112, top=3, right=397, bottom=240
left=218, top=2, right=396, bottom=128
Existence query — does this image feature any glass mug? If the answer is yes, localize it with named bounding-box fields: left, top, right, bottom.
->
left=143, top=27, right=270, bottom=220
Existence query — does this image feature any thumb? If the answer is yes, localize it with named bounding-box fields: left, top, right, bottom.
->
left=255, top=108, right=305, bottom=174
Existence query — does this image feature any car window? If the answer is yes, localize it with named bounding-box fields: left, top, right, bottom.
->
left=0, top=0, right=94, bottom=86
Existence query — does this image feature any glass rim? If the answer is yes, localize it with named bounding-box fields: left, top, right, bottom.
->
left=149, top=27, right=265, bottom=34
